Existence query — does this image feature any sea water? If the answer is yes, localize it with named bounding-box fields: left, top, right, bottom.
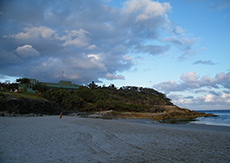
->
left=191, top=110, right=230, bottom=127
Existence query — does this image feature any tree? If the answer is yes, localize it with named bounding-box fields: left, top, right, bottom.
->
left=16, top=78, right=30, bottom=84
left=109, top=84, right=116, bottom=89
left=17, top=78, right=30, bottom=90
left=75, top=86, right=96, bottom=103
left=32, top=83, right=50, bottom=93
left=88, top=81, right=98, bottom=89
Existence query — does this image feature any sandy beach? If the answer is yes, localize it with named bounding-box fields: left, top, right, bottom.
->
left=0, top=116, right=230, bottom=163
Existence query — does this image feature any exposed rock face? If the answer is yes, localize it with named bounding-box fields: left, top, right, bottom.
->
left=84, top=108, right=217, bottom=122
left=152, top=110, right=217, bottom=122
left=0, top=96, right=61, bottom=116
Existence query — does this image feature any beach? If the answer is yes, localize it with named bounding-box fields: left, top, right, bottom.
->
left=0, top=116, right=230, bottom=163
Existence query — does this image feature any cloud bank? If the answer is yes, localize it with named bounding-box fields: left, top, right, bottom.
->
left=0, top=0, right=199, bottom=84
left=154, top=71, right=230, bottom=109
left=154, top=71, right=230, bottom=93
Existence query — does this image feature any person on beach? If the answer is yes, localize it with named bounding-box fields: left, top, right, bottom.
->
left=60, top=112, right=62, bottom=119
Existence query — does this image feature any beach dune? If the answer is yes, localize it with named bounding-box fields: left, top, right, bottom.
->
left=0, top=116, right=230, bottom=163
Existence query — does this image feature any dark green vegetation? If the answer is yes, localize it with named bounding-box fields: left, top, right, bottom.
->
left=0, top=81, right=173, bottom=116
left=34, top=81, right=173, bottom=113
left=0, top=91, right=46, bottom=100
left=16, top=78, right=29, bottom=84
left=1, top=81, right=216, bottom=121
left=0, top=97, right=61, bottom=116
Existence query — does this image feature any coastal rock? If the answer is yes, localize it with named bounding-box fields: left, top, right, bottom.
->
left=0, top=97, right=61, bottom=116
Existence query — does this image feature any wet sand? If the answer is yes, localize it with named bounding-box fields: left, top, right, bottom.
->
left=0, top=116, right=230, bottom=163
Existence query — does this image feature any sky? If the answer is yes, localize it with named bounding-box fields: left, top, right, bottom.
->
left=0, top=0, right=230, bottom=110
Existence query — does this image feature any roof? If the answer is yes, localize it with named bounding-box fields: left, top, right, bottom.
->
left=42, top=80, right=79, bottom=89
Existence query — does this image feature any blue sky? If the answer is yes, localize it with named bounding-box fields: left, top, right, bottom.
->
left=0, top=0, right=230, bottom=110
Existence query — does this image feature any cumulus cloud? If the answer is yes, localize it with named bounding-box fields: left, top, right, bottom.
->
left=154, top=71, right=230, bottom=93
left=123, top=0, right=171, bottom=22
left=172, top=26, right=185, bottom=35
left=181, top=71, right=198, bottom=82
left=87, top=45, right=97, bottom=50
left=105, top=73, right=125, bottom=80
left=0, top=0, right=199, bottom=84
left=195, top=92, right=230, bottom=105
left=169, top=90, right=230, bottom=110
left=15, top=45, right=40, bottom=57
left=9, top=26, right=56, bottom=39
left=64, top=55, right=106, bottom=71
left=55, top=29, right=91, bottom=47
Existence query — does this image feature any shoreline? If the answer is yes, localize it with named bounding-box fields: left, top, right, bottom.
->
left=114, top=118, right=230, bottom=134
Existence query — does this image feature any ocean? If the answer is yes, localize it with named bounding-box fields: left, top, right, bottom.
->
left=191, top=110, right=230, bottom=127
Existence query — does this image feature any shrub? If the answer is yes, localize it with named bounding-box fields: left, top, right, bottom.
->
left=82, top=103, right=97, bottom=112
left=95, top=99, right=106, bottom=111
left=32, top=83, right=50, bottom=93
left=75, top=86, right=96, bottom=103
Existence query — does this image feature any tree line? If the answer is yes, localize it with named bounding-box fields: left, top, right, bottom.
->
left=32, top=81, right=172, bottom=113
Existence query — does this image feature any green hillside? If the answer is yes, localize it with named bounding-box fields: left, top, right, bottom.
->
left=39, top=83, right=173, bottom=113
left=0, top=82, right=216, bottom=121
left=0, top=91, right=46, bottom=100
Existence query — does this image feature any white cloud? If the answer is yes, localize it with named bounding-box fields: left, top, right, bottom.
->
left=15, top=45, right=40, bottom=57
left=123, top=0, right=171, bottom=22
left=172, top=26, right=185, bottom=35
left=0, top=0, right=209, bottom=85
left=169, top=90, right=230, bottom=110
left=203, top=94, right=215, bottom=102
left=105, top=73, right=125, bottom=80
left=154, top=71, right=230, bottom=93
left=10, top=26, right=56, bottom=39
left=55, top=29, right=90, bottom=47
left=87, top=54, right=100, bottom=60
left=87, top=44, right=97, bottom=50
left=196, top=92, right=230, bottom=104
left=8, top=26, right=92, bottom=48
left=64, top=55, right=106, bottom=71
left=201, top=76, right=215, bottom=85
left=154, top=80, right=181, bottom=93
left=180, top=71, right=198, bottom=82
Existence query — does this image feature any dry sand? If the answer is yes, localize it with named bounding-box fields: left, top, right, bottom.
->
left=0, top=116, right=230, bottom=163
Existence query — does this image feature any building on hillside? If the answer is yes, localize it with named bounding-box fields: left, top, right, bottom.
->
left=18, top=78, right=38, bottom=93
left=18, top=78, right=79, bottom=92
left=41, top=80, right=79, bottom=91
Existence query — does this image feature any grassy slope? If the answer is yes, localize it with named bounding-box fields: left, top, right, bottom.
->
left=0, top=91, right=46, bottom=100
